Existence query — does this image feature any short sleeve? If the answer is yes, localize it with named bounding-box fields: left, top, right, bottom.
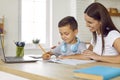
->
left=106, top=30, right=120, bottom=47
left=90, top=38, right=94, bottom=46
left=78, top=42, right=87, bottom=53
left=51, top=44, right=61, bottom=57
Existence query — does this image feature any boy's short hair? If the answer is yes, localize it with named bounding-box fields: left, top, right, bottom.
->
left=58, top=16, right=78, bottom=31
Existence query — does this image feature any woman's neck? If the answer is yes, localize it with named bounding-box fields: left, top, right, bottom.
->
left=96, top=30, right=101, bottom=35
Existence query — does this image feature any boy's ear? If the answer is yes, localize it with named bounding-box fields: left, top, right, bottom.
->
left=74, top=29, right=78, bottom=35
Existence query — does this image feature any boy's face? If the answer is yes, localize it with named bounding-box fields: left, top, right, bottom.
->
left=59, top=24, right=78, bottom=44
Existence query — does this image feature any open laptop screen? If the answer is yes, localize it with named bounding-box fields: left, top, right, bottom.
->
left=0, top=34, right=40, bottom=63
left=0, top=34, right=5, bottom=61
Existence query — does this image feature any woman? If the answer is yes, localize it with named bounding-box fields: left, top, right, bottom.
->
left=83, top=2, right=120, bottom=63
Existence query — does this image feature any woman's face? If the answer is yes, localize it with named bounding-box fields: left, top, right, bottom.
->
left=59, top=24, right=78, bottom=44
left=84, top=14, right=101, bottom=34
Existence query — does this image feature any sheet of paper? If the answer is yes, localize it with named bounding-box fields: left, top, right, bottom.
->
left=48, top=58, right=96, bottom=66
left=0, top=71, right=28, bottom=80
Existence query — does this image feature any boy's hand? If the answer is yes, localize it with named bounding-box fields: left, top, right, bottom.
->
left=42, top=52, right=51, bottom=60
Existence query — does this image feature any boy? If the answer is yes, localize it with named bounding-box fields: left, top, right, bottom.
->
left=42, top=16, right=87, bottom=60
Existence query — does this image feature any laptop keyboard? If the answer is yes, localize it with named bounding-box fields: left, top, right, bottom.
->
left=5, top=57, right=25, bottom=62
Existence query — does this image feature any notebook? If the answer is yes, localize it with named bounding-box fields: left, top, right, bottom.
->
left=73, top=66, right=120, bottom=80
left=0, top=35, right=38, bottom=63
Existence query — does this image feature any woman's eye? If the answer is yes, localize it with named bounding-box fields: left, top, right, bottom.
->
left=89, top=22, right=93, bottom=24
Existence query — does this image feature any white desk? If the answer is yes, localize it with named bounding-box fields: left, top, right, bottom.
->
left=0, top=60, right=120, bottom=80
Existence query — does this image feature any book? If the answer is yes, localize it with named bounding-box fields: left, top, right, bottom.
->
left=73, top=66, right=120, bottom=80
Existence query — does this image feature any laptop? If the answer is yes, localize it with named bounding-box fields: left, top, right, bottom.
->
left=0, top=35, right=39, bottom=63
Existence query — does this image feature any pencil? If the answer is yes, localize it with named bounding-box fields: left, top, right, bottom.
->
left=38, top=44, right=46, bottom=53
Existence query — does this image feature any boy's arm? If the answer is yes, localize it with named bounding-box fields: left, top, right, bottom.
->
left=42, top=44, right=61, bottom=60
left=58, top=42, right=91, bottom=60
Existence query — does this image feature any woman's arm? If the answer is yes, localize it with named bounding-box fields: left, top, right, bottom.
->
left=87, top=44, right=93, bottom=51
left=96, top=38, right=120, bottom=63
left=83, top=38, right=120, bottom=63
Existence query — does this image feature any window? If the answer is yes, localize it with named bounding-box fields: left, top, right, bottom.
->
left=20, top=0, right=51, bottom=48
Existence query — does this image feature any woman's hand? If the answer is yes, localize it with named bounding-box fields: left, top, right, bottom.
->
left=42, top=52, right=51, bottom=60
left=83, top=50, right=100, bottom=60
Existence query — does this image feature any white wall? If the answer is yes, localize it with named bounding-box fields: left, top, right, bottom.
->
left=0, top=0, right=120, bottom=56
left=0, top=0, right=19, bottom=56
left=95, top=0, right=120, bottom=30
left=52, top=0, right=71, bottom=45
left=51, top=0, right=94, bottom=44
left=0, top=0, right=72, bottom=56
left=76, top=0, right=120, bottom=43
left=76, top=0, right=94, bottom=42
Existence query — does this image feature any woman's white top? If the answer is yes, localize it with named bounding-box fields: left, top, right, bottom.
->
left=91, top=30, right=120, bottom=56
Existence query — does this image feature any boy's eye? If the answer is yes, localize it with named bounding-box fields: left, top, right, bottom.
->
left=60, top=32, right=69, bottom=36
left=64, top=32, right=69, bottom=35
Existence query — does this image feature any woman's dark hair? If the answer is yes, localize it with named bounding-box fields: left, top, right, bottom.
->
left=84, top=2, right=120, bottom=55
left=58, top=16, right=78, bottom=31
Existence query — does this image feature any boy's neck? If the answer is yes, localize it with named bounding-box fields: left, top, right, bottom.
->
left=69, top=37, right=77, bottom=44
